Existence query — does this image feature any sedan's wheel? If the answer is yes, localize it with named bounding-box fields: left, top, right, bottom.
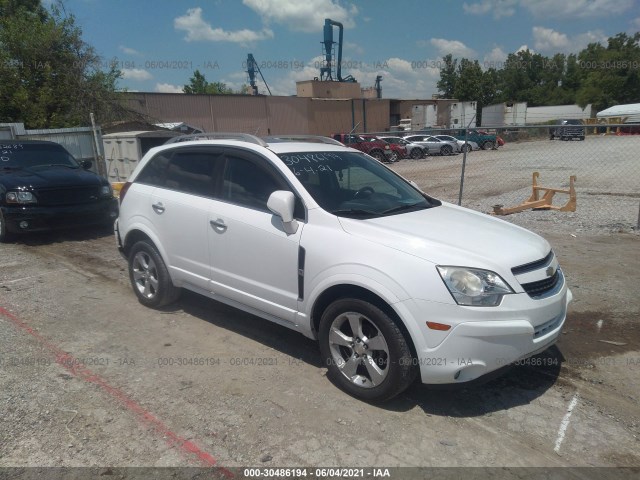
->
left=482, top=140, right=495, bottom=150
left=461, top=144, right=471, bottom=153
left=440, top=144, right=453, bottom=155
left=389, top=151, right=399, bottom=162
left=410, top=148, right=423, bottom=159
left=319, top=298, right=416, bottom=402
left=369, top=150, right=385, bottom=162
left=129, top=240, right=180, bottom=308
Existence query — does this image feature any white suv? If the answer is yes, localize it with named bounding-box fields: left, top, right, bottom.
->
left=115, top=133, right=572, bottom=402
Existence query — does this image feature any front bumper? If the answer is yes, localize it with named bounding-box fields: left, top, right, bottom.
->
left=395, top=285, right=573, bottom=384
left=2, top=199, right=119, bottom=234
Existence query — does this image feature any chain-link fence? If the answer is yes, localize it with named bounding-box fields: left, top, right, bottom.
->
left=375, top=125, right=639, bottom=235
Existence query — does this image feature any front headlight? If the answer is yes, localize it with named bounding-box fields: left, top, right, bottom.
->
left=100, top=184, right=113, bottom=197
left=6, top=191, right=37, bottom=204
left=437, top=266, right=513, bottom=307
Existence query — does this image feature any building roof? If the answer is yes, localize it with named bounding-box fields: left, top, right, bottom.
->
left=596, top=103, right=640, bottom=122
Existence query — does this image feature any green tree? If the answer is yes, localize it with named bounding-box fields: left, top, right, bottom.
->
left=575, top=32, right=640, bottom=111
left=436, top=54, right=458, bottom=98
left=0, top=0, right=124, bottom=128
left=183, top=70, right=233, bottom=94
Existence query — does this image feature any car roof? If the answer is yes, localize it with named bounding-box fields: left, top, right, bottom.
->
left=146, top=138, right=358, bottom=156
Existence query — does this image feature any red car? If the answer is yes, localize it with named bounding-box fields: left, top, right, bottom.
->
left=332, top=133, right=394, bottom=162
left=360, top=134, right=406, bottom=162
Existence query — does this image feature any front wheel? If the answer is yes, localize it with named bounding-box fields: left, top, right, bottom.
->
left=388, top=151, right=399, bottom=162
left=128, top=240, right=181, bottom=308
left=440, top=144, right=453, bottom=155
left=369, top=150, right=385, bottom=162
left=318, top=298, right=417, bottom=402
left=461, top=144, right=471, bottom=153
left=482, top=140, right=495, bottom=150
left=410, top=148, right=424, bottom=159
left=0, top=210, right=10, bottom=243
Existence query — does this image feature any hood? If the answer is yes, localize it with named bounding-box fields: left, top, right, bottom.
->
left=0, top=166, right=105, bottom=190
left=338, top=203, right=550, bottom=273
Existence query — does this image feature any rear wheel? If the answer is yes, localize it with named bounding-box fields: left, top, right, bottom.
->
left=128, top=240, right=181, bottom=308
left=318, top=298, right=417, bottom=402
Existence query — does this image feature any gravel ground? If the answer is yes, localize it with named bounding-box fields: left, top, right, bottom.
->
left=391, top=135, right=639, bottom=235
left=0, top=135, right=639, bottom=477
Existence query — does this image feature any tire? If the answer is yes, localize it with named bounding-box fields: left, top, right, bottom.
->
left=461, top=144, right=471, bottom=153
left=482, top=140, right=495, bottom=150
left=440, top=144, right=453, bottom=155
left=128, top=240, right=181, bottom=308
left=389, top=151, right=399, bottom=162
left=369, top=150, right=385, bottom=162
left=0, top=210, right=10, bottom=243
left=410, top=148, right=423, bottom=159
left=318, top=298, right=417, bottom=402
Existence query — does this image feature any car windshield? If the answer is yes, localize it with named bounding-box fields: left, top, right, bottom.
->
left=278, top=150, right=436, bottom=218
left=0, top=143, right=79, bottom=169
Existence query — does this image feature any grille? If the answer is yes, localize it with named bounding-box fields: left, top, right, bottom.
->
left=35, top=186, right=101, bottom=206
left=512, top=251, right=554, bottom=275
left=521, top=270, right=562, bottom=299
left=534, top=312, right=564, bottom=338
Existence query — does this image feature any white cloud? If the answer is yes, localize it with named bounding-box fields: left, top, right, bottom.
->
left=516, top=45, right=533, bottom=53
left=118, top=45, right=142, bottom=56
left=533, top=27, right=607, bottom=53
left=242, top=0, right=358, bottom=32
left=533, top=27, right=570, bottom=51
left=155, top=83, right=184, bottom=93
left=463, top=0, right=518, bottom=18
left=430, top=38, right=476, bottom=58
left=525, top=0, right=634, bottom=18
left=464, top=0, right=634, bottom=18
left=175, top=7, right=274, bottom=43
left=385, top=58, right=414, bottom=75
left=121, top=68, right=153, bottom=81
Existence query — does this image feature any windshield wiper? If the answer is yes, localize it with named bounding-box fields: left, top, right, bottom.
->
left=381, top=203, right=427, bottom=215
left=331, top=208, right=380, bottom=217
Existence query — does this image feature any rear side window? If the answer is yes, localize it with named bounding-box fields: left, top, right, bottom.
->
left=135, top=149, right=221, bottom=197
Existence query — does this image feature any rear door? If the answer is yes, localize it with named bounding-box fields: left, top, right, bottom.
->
left=142, top=147, right=223, bottom=291
left=208, top=148, right=303, bottom=323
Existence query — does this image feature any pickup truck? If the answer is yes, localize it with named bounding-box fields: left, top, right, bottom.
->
left=549, top=119, right=585, bottom=141
left=453, top=129, right=502, bottom=150
left=332, top=133, right=393, bottom=162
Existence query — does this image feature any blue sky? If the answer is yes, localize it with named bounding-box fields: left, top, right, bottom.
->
left=56, top=0, right=639, bottom=98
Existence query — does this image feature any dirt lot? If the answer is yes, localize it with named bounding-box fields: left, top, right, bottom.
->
left=1, top=137, right=639, bottom=479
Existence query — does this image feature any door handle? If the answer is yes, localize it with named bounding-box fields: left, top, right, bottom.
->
left=210, top=219, right=227, bottom=232
left=152, top=202, right=165, bottom=214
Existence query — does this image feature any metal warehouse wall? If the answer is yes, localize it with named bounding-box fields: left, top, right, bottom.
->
left=120, top=93, right=390, bottom=137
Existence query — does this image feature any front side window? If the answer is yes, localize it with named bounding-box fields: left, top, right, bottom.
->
left=278, top=151, right=437, bottom=218
left=221, top=155, right=283, bottom=211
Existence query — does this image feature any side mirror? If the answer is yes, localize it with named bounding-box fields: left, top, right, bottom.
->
left=81, top=159, right=92, bottom=170
left=267, top=190, right=299, bottom=234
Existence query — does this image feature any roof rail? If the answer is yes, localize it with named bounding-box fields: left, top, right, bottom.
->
left=164, top=132, right=268, bottom=146
left=263, top=135, right=344, bottom=146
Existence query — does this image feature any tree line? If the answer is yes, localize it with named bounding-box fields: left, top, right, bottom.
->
left=437, top=32, right=640, bottom=120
